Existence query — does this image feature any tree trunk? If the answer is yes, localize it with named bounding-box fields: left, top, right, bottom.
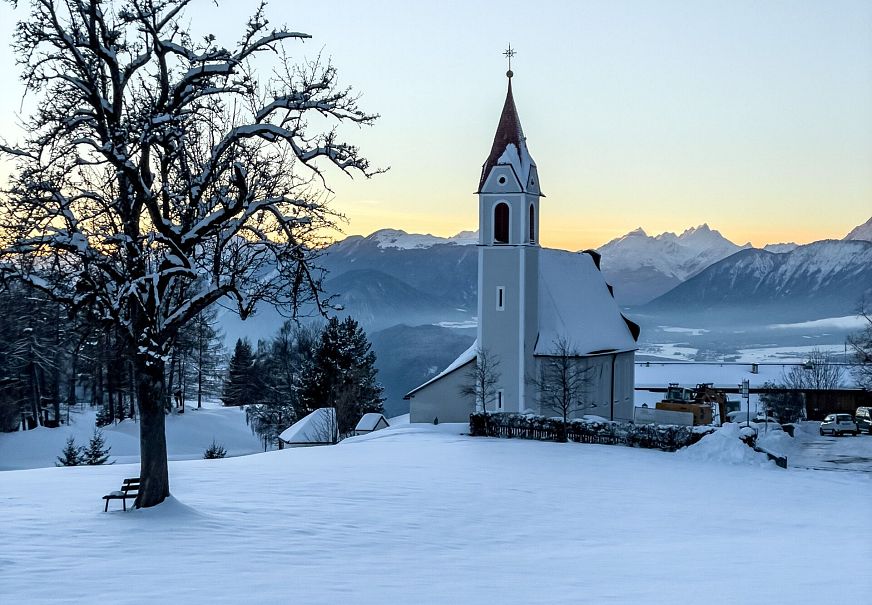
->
left=135, top=357, right=170, bottom=508
left=126, top=361, right=135, bottom=420
left=30, top=359, right=43, bottom=428
left=197, top=340, right=204, bottom=409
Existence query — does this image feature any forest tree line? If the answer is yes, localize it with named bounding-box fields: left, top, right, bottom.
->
left=0, top=280, right=384, bottom=452
left=0, top=282, right=223, bottom=432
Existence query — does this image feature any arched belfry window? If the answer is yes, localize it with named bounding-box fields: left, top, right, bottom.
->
left=494, top=203, right=509, bottom=244
left=529, top=204, right=536, bottom=243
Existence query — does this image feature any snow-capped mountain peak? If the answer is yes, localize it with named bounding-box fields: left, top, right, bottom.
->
left=367, top=228, right=478, bottom=250
left=844, top=216, right=872, bottom=242
left=597, top=224, right=747, bottom=282
left=763, top=242, right=799, bottom=253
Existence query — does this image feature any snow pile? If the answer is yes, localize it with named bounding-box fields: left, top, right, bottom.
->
left=676, top=423, right=771, bottom=466
left=756, top=427, right=798, bottom=458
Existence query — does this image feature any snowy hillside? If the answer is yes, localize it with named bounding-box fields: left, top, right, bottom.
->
left=0, top=405, right=263, bottom=471
left=596, top=224, right=749, bottom=305
left=1, top=424, right=868, bottom=603
left=844, top=216, right=872, bottom=241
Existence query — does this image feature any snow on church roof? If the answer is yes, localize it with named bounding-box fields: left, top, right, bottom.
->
left=403, top=340, right=477, bottom=399
left=536, top=249, right=638, bottom=356
left=279, top=408, right=337, bottom=444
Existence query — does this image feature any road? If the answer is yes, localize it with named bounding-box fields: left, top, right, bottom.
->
left=789, top=429, right=872, bottom=474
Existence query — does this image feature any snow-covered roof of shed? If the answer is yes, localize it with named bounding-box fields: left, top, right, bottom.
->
left=404, top=340, right=478, bottom=399
left=279, top=408, right=336, bottom=444
left=355, top=413, right=389, bottom=431
left=478, top=77, right=535, bottom=191
left=536, top=249, right=638, bottom=356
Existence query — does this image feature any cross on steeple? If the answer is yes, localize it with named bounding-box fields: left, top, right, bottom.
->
left=503, top=44, right=516, bottom=78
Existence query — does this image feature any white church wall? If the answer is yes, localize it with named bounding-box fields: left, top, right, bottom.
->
left=408, top=361, right=476, bottom=424
left=533, top=351, right=636, bottom=421
left=613, top=351, right=635, bottom=421
left=577, top=355, right=612, bottom=419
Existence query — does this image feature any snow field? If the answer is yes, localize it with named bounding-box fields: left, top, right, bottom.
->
left=0, top=405, right=262, bottom=470
left=1, top=424, right=869, bottom=604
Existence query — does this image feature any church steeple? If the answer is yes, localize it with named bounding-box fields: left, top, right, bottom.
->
left=477, top=64, right=540, bottom=196
left=479, top=78, right=526, bottom=190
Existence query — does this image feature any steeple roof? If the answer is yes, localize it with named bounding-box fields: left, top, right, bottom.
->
left=478, top=76, right=535, bottom=191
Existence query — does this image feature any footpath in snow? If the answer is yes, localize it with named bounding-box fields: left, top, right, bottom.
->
left=1, top=422, right=869, bottom=604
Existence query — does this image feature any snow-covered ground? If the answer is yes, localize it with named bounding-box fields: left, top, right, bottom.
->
left=1, top=423, right=869, bottom=604
left=0, top=405, right=263, bottom=471
left=733, top=344, right=847, bottom=363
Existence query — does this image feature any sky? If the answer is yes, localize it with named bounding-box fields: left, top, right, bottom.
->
left=0, top=0, right=869, bottom=250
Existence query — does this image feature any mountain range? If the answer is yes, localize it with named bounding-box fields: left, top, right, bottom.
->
left=641, top=238, right=872, bottom=324
left=219, top=218, right=870, bottom=341
left=319, top=216, right=870, bottom=313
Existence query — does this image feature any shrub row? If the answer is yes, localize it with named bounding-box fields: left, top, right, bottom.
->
left=469, top=412, right=714, bottom=452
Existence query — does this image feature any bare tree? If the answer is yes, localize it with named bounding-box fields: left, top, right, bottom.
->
left=530, top=338, right=593, bottom=442
left=0, top=1, right=378, bottom=507
left=847, top=308, right=872, bottom=389
left=459, top=346, right=501, bottom=413
left=783, top=348, right=845, bottom=391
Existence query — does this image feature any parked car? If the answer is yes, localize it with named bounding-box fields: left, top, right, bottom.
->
left=819, top=414, right=859, bottom=436
left=855, top=407, right=872, bottom=435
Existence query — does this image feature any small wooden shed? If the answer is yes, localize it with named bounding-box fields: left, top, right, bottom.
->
left=353, top=413, right=390, bottom=436
left=278, top=408, right=338, bottom=448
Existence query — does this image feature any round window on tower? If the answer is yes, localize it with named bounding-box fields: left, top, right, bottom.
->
left=498, top=176, right=506, bottom=185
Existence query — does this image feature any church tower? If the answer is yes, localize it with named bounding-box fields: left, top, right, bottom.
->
left=477, top=66, right=542, bottom=413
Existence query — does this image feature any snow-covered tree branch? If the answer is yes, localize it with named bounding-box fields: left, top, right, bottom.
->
left=0, top=0, right=380, bottom=507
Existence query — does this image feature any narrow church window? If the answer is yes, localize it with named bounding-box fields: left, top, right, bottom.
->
left=529, top=204, right=536, bottom=243
left=496, top=286, right=505, bottom=311
left=494, top=203, right=509, bottom=243
left=497, top=390, right=504, bottom=410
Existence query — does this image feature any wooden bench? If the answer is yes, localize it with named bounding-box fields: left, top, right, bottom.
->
left=102, top=478, right=140, bottom=511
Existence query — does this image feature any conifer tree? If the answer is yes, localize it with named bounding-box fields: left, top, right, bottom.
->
left=222, top=339, right=256, bottom=407
left=245, top=322, right=318, bottom=449
left=203, top=439, right=227, bottom=459
left=82, top=429, right=112, bottom=465
left=188, top=307, right=225, bottom=408
left=56, top=436, right=82, bottom=466
left=300, top=317, right=384, bottom=435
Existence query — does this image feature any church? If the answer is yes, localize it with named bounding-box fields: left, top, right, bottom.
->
left=405, top=66, right=640, bottom=423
